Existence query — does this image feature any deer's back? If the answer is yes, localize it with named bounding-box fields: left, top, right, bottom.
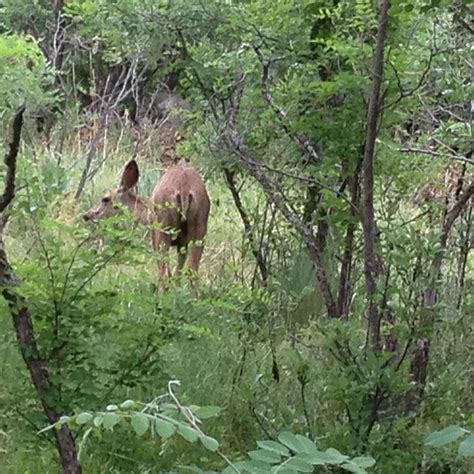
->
left=151, top=163, right=210, bottom=243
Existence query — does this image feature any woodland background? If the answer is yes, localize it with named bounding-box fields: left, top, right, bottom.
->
left=0, top=0, right=473, bottom=473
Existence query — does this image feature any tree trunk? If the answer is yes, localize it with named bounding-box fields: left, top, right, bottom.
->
left=337, top=167, right=361, bottom=317
left=4, top=291, right=82, bottom=474
left=360, top=0, right=391, bottom=351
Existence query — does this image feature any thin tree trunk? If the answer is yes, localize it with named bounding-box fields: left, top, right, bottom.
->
left=360, top=0, right=391, bottom=351
left=224, top=168, right=268, bottom=284
left=337, top=167, right=361, bottom=317
left=456, top=205, right=472, bottom=309
left=0, top=107, right=82, bottom=473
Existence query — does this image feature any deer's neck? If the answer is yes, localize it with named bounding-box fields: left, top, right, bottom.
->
left=127, top=194, right=152, bottom=226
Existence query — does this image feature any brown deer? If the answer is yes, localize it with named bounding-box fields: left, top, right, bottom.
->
left=83, top=159, right=210, bottom=288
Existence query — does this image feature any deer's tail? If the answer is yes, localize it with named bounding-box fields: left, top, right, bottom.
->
left=176, top=192, right=193, bottom=222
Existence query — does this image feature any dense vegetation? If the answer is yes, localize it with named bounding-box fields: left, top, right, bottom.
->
left=0, top=1, right=472, bottom=473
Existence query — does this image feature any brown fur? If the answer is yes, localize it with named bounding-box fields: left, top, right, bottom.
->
left=83, top=159, right=210, bottom=288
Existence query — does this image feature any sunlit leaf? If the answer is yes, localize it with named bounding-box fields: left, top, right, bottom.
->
left=155, top=418, right=176, bottom=439
left=102, top=413, right=121, bottom=430
left=425, top=425, right=466, bottom=448
left=194, top=406, right=222, bottom=419
left=458, top=434, right=474, bottom=457
left=131, top=413, right=150, bottom=436
left=248, top=449, right=281, bottom=464
left=177, top=424, right=199, bottom=443
left=200, top=434, right=219, bottom=452
left=257, top=440, right=290, bottom=456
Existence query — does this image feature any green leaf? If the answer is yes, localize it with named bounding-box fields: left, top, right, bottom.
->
left=325, top=448, right=349, bottom=463
left=178, top=424, right=199, bottom=443
left=249, top=449, right=281, bottom=464
left=425, top=425, right=466, bottom=448
left=76, top=413, right=93, bottom=425
left=194, top=406, right=222, bottom=419
left=458, top=434, right=474, bottom=457
left=295, top=435, right=318, bottom=454
left=298, top=449, right=346, bottom=465
left=270, top=467, right=296, bottom=474
left=131, top=413, right=150, bottom=436
left=155, top=418, right=176, bottom=439
left=257, top=440, right=290, bottom=456
left=341, top=461, right=366, bottom=473
left=241, top=459, right=273, bottom=473
left=200, top=434, right=219, bottom=452
left=120, top=400, right=136, bottom=410
left=222, top=462, right=247, bottom=474
left=106, top=404, right=118, bottom=411
left=278, top=432, right=302, bottom=453
left=59, top=416, right=70, bottom=425
left=93, top=416, right=103, bottom=427
left=102, top=412, right=121, bottom=430
left=352, top=456, right=376, bottom=468
left=284, top=456, right=314, bottom=472
left=38, top=423, right=55, bottom=434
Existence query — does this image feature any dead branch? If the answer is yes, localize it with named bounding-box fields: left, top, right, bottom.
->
left=74, top=59, right=149, bottom=199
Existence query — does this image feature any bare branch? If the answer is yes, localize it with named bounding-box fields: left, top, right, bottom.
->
left=383, top=45, right=435, bottom=110
left=399, top=147, right=474, bottom=165
left=224, top=169, right=268, bottom=284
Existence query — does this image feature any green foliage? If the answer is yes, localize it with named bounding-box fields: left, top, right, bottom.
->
left=1, top=0, right=472, bottom=473
left=0, top=33, right=55, bottom=113
left=425, top=425, right=474, bottom=458
left=239, top=431, right=376, bottom=473
left=40, top=390, right=222, bottom=463
left=39, top=389, right=376, bottom=473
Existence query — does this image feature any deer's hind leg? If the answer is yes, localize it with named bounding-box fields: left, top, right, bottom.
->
left=152, top=229, right=172, bottom=290
left=176, top=244, right=188, bottom=274
left=187, top=244, right=204, bottom=274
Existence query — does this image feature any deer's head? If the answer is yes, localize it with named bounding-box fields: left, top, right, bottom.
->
left=83, top=160, right=140, bottom=222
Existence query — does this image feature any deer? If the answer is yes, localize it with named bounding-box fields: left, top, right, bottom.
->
left=83, top=159, right=210, bottom=289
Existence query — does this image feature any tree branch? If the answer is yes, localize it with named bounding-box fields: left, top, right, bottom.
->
left=399, top=147, right=474, bottom=165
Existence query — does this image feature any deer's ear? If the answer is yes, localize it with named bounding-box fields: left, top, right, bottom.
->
left=121, top=160, right=139, bottom=189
